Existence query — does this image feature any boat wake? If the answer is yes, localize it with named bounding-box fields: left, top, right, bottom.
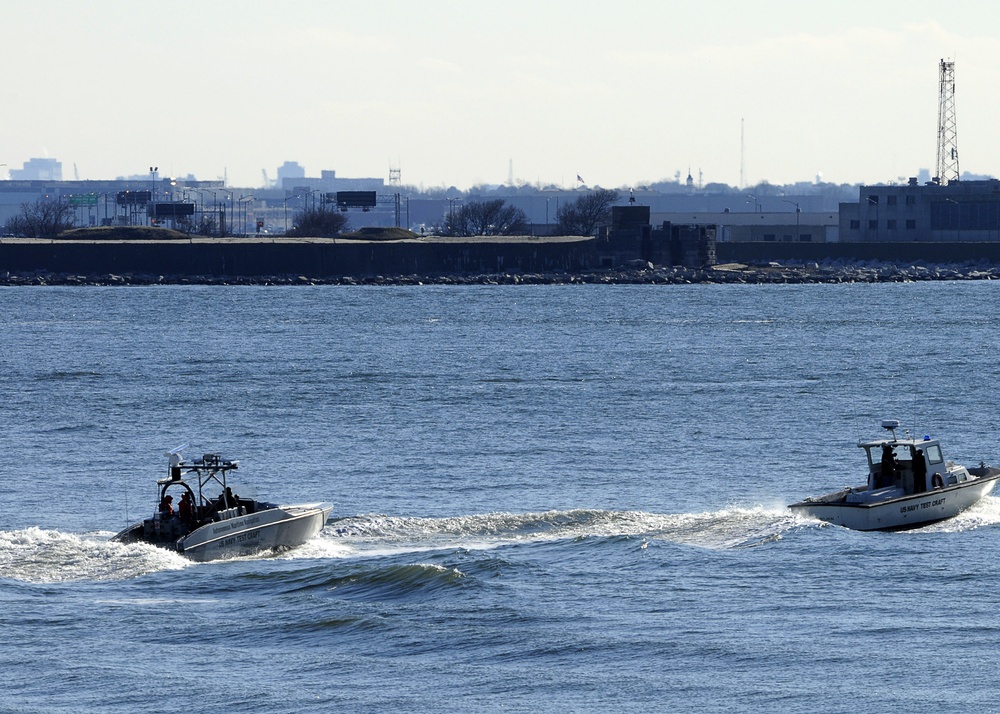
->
left=308, top=506, right=807, bottom=558
left=913, top=494, right=1000, bottom=533
left=0, top=503, right=892, bottom=583
left=0, top=527, right=189, bottom=584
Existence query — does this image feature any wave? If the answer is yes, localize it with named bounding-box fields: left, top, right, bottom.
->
left=34, top=370, right=103, bottom=381
left=322, top=562, right=466, bottom=601
left=908, top=494, right=1000, bottom=533
left=0, top=527, right=188, bottom=584
left=324, top=506, right=806, bottom=555
left=0, top=506, right=813, bottom=584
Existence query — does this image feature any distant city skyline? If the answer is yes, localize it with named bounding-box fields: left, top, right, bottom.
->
left=8, top=153, right=996, bottom=193
left=4, top=1, right=1000, bottom=190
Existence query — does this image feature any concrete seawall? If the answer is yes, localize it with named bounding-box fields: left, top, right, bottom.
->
left=717, top=241, right=1000, bottom=265
left=5, top=237, right=1000, bottom=281
left=0, top=236, right=597, bottom=277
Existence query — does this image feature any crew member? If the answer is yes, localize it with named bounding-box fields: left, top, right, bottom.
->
left=879, top=444, right=897, bottom=488
left=912, top=447, right=928, bottom=492
left=159, top=494, right=174, bottom=517
left=178, top=491, right=194, bottom=526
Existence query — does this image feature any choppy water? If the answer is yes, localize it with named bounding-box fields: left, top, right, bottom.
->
left=3, top=282, right=1000, bottom=713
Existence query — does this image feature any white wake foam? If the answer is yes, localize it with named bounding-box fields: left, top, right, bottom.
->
left=323, top=506, right=804, bottom=555
left=0, top=506, right=813, bottom=580
left=913, top=494, right=1000, bottom=533
left=0, top=527, right=189, bottom=583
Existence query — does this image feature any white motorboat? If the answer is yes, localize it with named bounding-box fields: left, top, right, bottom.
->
left=113, top=446, right=333, bottom=561
left=789, top=420, right=1000, bottom=531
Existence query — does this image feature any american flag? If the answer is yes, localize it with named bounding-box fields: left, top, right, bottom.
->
left=576, top=175, right=584, bottom=183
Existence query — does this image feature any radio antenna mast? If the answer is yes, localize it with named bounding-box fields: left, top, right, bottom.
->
left=935, top=58, right=960, bottom=185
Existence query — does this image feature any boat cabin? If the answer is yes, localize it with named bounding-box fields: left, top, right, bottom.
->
left=859, top=421, right=970, bottom=495
left=141, top=449, right=260, bottom=544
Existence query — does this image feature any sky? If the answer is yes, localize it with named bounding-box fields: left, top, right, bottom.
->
left=3, top=0, right=1000, bottom=190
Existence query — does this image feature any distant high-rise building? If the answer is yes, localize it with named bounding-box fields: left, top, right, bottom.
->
left=277, top=161, right=305, bottom=189
left=9, top=157, right=62, bottom=181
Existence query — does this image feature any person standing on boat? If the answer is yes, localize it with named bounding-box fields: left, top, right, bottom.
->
left=159, top=494, right=174, bottom=517
left=217, top=487, right=241, bottom=513
left=879, top=445, right=897, bottom=488
left=178, top=491, right=194, bottom=526
left=911, top=446, right=928, bottom=492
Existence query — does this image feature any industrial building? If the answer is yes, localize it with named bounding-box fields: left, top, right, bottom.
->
left=839, top=179, right=1000, bottom=242
left=652, top=211, right=838, bottom=243
left=602, top=205, right=716, bottom=268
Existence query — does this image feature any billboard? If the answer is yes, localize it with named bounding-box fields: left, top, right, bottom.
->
left=335, top=191, right=377, bottom=209
left=116, top=190, right=152, bottom=205
left=150, top=202, right=196, bottom=217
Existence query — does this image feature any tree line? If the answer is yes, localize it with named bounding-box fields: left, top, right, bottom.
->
left=3, top=189, right=622, bottom=238
left=443, top=189, right=620, bottom=237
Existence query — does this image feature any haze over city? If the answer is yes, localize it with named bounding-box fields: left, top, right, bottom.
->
left=4, top=0, right=1000, bottom=190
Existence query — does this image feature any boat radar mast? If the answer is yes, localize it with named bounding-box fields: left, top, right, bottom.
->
left=881, top=419, right=901, bottom=440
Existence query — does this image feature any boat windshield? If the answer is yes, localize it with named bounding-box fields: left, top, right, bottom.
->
left=866, top=443, right=912, bottom=464
left=924, top=444, right=943, bottom=465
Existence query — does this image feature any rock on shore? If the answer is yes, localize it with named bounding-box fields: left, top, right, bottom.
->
left=1, top=260, right=999, bottom=286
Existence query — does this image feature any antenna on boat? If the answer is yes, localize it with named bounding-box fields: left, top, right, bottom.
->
left=164, top=443, right=189, bottom=481
left=122, top=469, right=130, bottom=530
left=881, top=419, right=901, bottom=440
left=165, top=443, right=188, bottom=459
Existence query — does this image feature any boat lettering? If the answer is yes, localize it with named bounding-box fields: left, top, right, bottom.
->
left=217, top=529, right=261, bottom=550
left=211, top=515, right=260, bottom=535
left=900, top=498, right=945, bottom=514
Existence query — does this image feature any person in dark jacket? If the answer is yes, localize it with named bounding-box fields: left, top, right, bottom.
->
left=879, top=445, right=897, bottom=488
left=178, top=491, right=194, bottom=526
left=159, top=494, right=174, bottom=516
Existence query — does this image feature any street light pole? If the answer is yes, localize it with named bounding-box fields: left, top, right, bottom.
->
left=783, top=199, right=800, bottom=241
left=945, top=198, right=960, bottom=241
left=447, top=197, right=462, bottom=235
left=149, top=166, right=158, bottom=225
left=239, top=195, right=255, bottom=236
left=284, top=193, right=301, bottom=234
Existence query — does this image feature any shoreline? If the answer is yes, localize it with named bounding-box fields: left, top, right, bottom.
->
left=2, top=260, right=1000, bottom=286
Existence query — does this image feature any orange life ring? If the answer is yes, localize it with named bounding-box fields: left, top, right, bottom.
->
left=932, top=473, right=945, bottom=489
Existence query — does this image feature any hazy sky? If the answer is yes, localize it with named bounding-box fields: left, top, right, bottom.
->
left=3, top=0, right=1000, bottom=189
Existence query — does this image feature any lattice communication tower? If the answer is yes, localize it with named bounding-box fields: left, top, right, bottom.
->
left=936, top=58, right=960, bottom=184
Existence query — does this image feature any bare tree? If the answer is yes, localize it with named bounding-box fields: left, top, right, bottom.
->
left=555, top=188, right=621, bottom=235
left=287, top=205, right=350, bottom=237
left=3, top=197, right=76, bottom=237
left=444, top=199, right=529, bottom=236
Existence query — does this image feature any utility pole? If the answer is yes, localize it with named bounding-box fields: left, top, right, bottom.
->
left=936, top=59, right=960, bottom=185
left=740, top=118, right=745, bottom=189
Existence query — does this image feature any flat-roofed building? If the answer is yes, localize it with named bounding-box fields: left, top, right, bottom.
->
left=651, top=211, right=838, bottom=242
left=839, top=178, right=1000, bottom=242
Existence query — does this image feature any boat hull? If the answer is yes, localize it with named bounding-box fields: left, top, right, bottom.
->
left=178, top=503, right=333, bottom=561
left=114, top=503, right=333, bottom=561
left=789, top=475, right=1000, bottom=531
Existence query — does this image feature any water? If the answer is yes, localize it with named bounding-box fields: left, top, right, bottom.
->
left=3, top=282, right=1000, bottom=712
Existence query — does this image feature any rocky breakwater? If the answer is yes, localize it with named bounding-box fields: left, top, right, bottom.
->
left=2, top=260, right=1000, bottom=286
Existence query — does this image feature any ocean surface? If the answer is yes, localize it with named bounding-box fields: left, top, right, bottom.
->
left=3, top=281, right=1000, bottom=713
